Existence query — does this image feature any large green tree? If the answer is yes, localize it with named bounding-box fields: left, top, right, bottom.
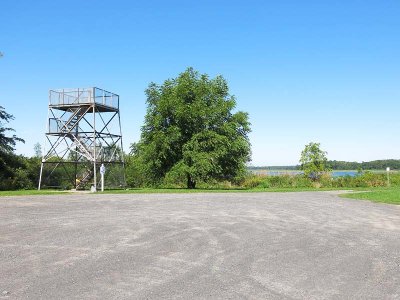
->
left=130, top=68, right=251, bottom=189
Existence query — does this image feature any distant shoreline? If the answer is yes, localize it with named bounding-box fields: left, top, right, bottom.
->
left=248, top=159, right=400, bottom=171
left=249, top=169, right=398, bottom=177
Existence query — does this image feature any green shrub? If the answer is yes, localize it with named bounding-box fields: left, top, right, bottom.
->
left=11, top=168, right=33, bottom=190
left=242, top=174, right=267, bottom=188
left=240, top=171, right=400, bottom=190
left=389, top=173, right=400, bottom=186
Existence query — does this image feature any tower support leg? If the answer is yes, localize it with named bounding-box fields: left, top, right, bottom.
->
left=38, top=162, right=44, bottom=190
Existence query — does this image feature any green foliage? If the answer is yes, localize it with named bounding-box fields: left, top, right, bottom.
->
left=299, top=142, right=330, bottom=180
left=11, top=168, right=33, bottom=190
left=243, top=174, right=313, bottom=189
left=128, top=68, right=251, bottom=188
left=0, top=146, right=70, bottom=191
left=0, top=106, right=24, bottom=153
left=163, top=161, right=188, bottom=188
left=0, top=152, right=24, bottom=190
left=125, top=144, right=153, bottom=187
left=328, top=159, right=400, bottom=170
left=242, top=172, right=400, bottom=190
left=333, top=171, right=389, bottom=188
left=0, top=106, right=31, bottom=190
left=0, top=153, right=41, bottom=190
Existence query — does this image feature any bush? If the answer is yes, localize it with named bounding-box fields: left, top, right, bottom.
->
left=331, top=172, right=388, bottom=188
left=163, top=162, right=188, bottom=188
left=242, top=174, right=314, bottom=189
left=12, top=168, right=34, bottom=189
left=389, top=173, right=400, bottom=186
left=240, top=171, right=400, bottom=190
left=242, top=174, right=268, bottom=188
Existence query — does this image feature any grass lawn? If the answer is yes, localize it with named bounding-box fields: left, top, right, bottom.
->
left=100, top=187, right=354, bottom=194
left=0, top=190, right=69, bottom=197
left=341, top=187, right=400, bottom=205
left=2, top=187, right=397, bottom=205
left=0, top=187, right=354, bottom=196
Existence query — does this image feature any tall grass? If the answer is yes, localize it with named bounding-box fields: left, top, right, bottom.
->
left=242, top=172, right=400, bottom=189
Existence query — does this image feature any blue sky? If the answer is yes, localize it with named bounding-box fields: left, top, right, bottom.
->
left=1, top=0, right=399, bottom=165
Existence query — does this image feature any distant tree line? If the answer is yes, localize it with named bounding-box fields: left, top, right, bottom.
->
left=328, top=159, right=400, bottom=170
left=249, top=159, right=400, bottom=171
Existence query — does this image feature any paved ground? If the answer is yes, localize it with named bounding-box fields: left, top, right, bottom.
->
left=0, top=192, right=400, bottom=299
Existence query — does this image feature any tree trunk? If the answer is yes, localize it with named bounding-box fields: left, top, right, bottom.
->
left=187, top=174, right=196, bottom=189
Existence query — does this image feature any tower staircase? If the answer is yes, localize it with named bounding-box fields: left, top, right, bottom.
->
left=59, top=107, right=96, bottom=189
left=60, top=107, right=94, bottom=160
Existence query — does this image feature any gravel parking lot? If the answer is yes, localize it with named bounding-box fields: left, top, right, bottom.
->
left=0, top=192, right=399, bottom=299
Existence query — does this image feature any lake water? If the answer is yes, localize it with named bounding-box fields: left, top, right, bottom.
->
left=331, top=171, right=358, bottom=177
left=253, top=170, right=359, bottom=177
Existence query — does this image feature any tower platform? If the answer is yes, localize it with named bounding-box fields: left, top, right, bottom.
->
left=49, top=87, right=119, bottom=112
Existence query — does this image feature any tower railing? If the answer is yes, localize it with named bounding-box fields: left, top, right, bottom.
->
left=49, top=87, right=119, bottom=109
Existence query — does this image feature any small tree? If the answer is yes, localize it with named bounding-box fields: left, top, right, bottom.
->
left=299, top=142, right=330, bottom=180
left=130, top=68, right=251, bottom=189
left=33, top=142, right=42, bottom=158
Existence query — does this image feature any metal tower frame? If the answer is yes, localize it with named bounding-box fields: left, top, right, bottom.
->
left=38, top=87, right=126, bottom=190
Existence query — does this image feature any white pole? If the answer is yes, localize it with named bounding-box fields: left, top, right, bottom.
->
left=386, top=167, right=390, bottom=187
left=93, top=93, right=96, bottom=192
left=38, top=162, right=44, bottom=190
left=100, top=163, right=105, bottom=192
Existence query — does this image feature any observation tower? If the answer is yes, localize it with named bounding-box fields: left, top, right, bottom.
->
left=38, top=88, right=125, bottom=190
